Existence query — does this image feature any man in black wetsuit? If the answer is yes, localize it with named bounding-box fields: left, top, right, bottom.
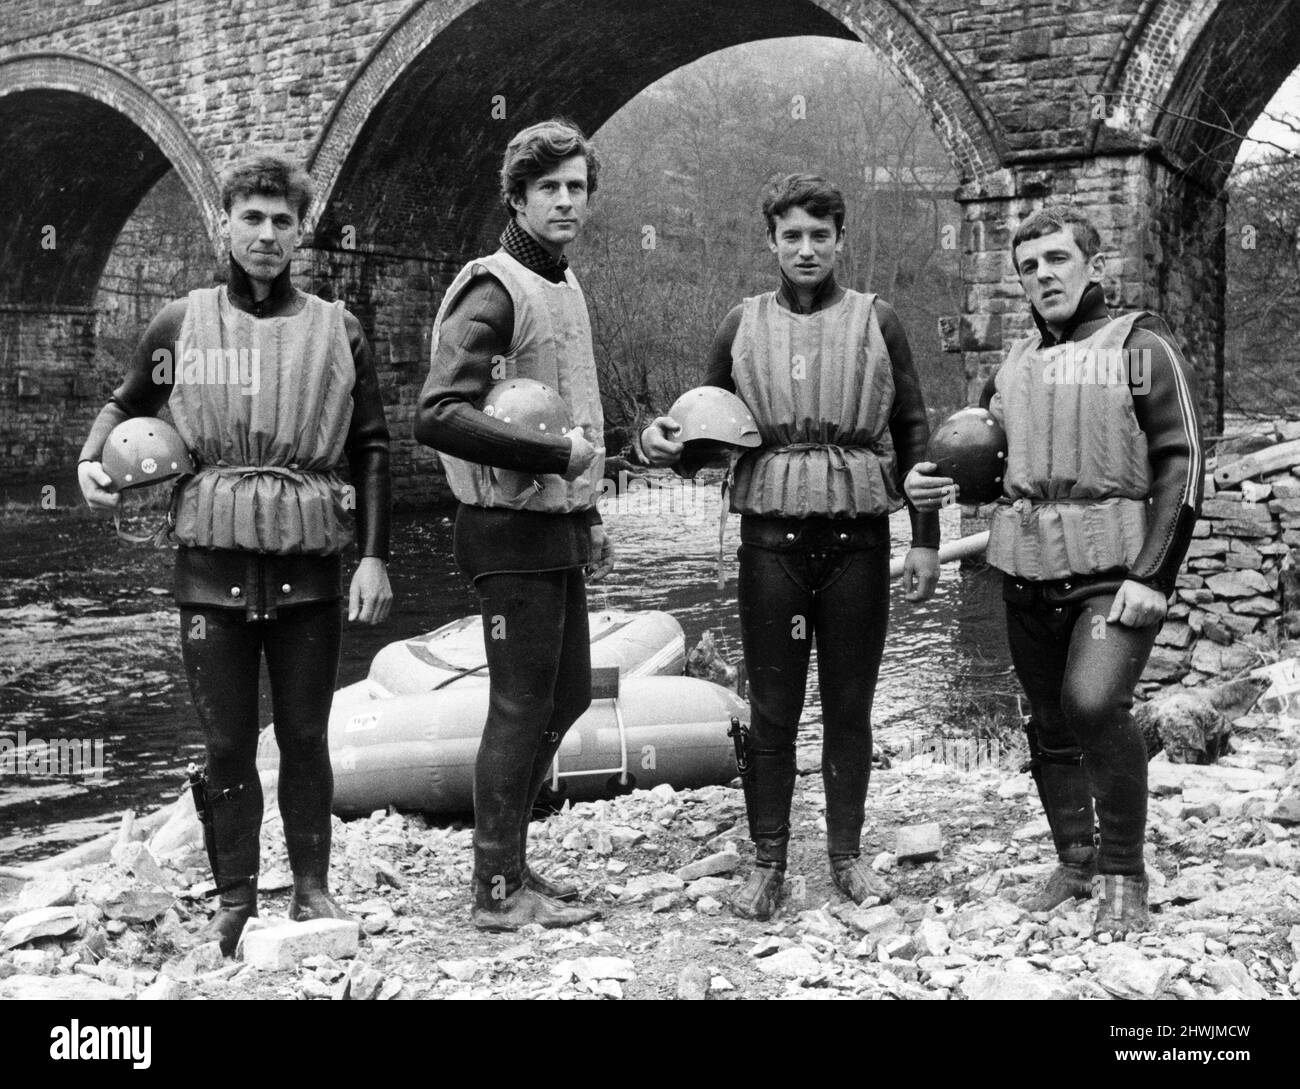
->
left=641, top=174, right=939, bottom=920
left=79, top=155, right=392, bottom=954
left=906, top=206, right=1203, bottom=936
left=415, top=120, right=609, bottom=931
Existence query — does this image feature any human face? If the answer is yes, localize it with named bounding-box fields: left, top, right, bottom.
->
left=1013, top=229, right=1105, bottom=332
left=767, top=206, right=843, bottom=290
left=221, top=194, right=302, bottom=284
left=510, top=154, right=590, bottom=256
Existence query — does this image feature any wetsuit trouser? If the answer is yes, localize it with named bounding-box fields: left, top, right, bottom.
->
left=1004, top=579, right=1157, bottom=876
left=179, top=601, right=341, bottom=885
left=470, top=568, right=592, bottom=907
left=737, top=516, right=890, bottom=868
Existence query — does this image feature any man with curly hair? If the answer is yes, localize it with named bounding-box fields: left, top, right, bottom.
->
left=416, top=120, right=610, bottom=930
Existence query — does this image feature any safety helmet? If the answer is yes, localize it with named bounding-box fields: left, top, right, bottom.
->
left=101, top=417, right=194, bottom=492
left=925, top=407, right=1007, bottom=505
left=483, top=378, right=573, bottom=436
left=666, top=387, right=761, bottom=468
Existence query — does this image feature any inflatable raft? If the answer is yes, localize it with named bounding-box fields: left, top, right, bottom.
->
left=256, top=609, right=745, bottom=816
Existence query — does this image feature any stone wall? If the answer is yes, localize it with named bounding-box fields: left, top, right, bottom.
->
left=0, top=304, right=99, bottom=473
left=1146, top=426, right=1300, bottom=689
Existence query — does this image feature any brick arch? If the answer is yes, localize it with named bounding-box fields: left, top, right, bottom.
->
left=1093, top=0, right=1300, bottom=191
left=309, top=0, right=1003, bottom=259
left=819, top=0, right=1006, bottom=183
left=0, top=52, right=222, bottom=306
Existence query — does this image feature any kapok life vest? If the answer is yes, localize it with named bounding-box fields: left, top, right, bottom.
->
left=729, top=289, right=901, bottom=519
left=986, top=311, right=1151, bottom=580
left=169, top=286, right=356, bottom=555
left=432, top=251, right=604, bottom=513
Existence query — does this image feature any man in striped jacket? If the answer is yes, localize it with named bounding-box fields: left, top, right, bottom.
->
left=906, top=206, right=1203, bottom=937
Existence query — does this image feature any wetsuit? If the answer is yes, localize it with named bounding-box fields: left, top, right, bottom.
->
left=982, top=282, right=1203, bottom=877
left=79, top=257, right=391, bottom=895
left=702, top=272, right=937, bottom=872
left=415, top=220, right=600, bottom=919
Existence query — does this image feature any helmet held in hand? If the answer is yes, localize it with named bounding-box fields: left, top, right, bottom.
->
left=101, top=417, right=194, bottom=492
left=925, top=407, right=1007, bottom=505
left=483, top=378, right=574, bottom=436
left=666, top=386, right=761, bottom=470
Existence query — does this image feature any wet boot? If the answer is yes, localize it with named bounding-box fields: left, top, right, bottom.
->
left=472, top=886, right=598, bottom=931
left=1092, top=873, right=1149, bottom=938
left=197, top=777, right=261, bottom=957
left=731, top=866, right=784, bottom=920
left=824, top=745, right=892, bottom=903
left=200, top=878, right=257, bottom=958
left=519, top=729, right=579, bottom=903
left=473, top=739, right=595, bottom=931
left=830, top=855, right=894, bottom=904
left=730, top=746, right=795, bottom=922
left=1024, top=753, right=1097, bottom=912
left=1023, top=845, right=1096, bottom=913
left=286, top=833, right=352, bottom=922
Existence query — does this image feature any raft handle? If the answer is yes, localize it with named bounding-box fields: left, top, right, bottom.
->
left=550, top=694, right=630, bottom=788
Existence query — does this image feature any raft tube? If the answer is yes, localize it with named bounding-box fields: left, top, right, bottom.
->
left=368, top=609, right=685, bottom=696
left=257, top=675, right=744, bottom=817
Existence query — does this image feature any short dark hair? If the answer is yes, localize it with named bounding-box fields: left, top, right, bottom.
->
left=761, top=174, right=846, bottom=236
left=220, top=155, right=314, bottom=222
left=1011, top=205, right=1103, bottom=267
left=500, top=120, right=601, bottom=214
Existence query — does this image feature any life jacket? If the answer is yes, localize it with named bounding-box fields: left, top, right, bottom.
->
left=432, top=251, right=604, bottom=513
left=729, top=289, right=901, bottom=519
left=986, top=311, right=1151, bottom=580
left=168, top=286, right=356, bottom=555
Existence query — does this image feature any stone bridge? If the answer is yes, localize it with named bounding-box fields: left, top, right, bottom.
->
left=1, top=0, right=1296, bottom=497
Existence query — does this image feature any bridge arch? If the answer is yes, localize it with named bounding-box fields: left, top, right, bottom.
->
left=308, top=0, right=1004, bottom=259
left=0, top=52, right=221, bottom=307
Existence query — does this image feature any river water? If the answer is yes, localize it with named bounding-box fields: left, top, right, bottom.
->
left=0, top=478, right=1015, bottom=862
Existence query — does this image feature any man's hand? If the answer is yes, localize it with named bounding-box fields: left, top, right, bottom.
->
left=78, top=461, right=119, bottom=511
left=348, top=557, right=393, bottom=624
left=562, top=426, right=598, bottom=481
left=1106, top=579, right=1167, bottom=629
left=641, top=416, right=684, bottom=467
left=902, top=547, right=939, bottom=602
left=904, top=461, right=956, bottom=511
left=587, top=525, right=615, bottom=582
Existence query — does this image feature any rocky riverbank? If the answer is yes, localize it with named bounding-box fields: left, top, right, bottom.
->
left=3, top=686, right=1298, bottom=1001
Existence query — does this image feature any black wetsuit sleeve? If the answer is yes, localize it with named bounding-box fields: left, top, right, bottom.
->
left=1125, top=317, right=1205, bottom=594
left=342, top=312, right=392, bottom=561
left=78, top=300, right=186, bottom=463
left=702, top=306, right=743, bottom=392
left=413, top=273, right=571, bottom=475
left=878, top=300, right=940, bottom=549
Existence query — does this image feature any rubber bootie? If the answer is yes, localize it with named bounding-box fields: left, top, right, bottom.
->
left=520, top=728, right=580, bottom=902
left=1092, top=873, right=1149, bottom=939
left=200, top=878, right=257, bottom=958
left=289, top=874, right=353, bottom=922
left=1023, top=853, right=1096, bottom=913
left=830, top=855, right=894, bottom=904
left=523, top=864, right=579, bottom=902
left=730, top=866, right=784, bottom=921
left=471, top=886, right=598, bottom=931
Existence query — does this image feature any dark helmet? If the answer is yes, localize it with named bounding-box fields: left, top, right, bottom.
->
left=667, top=387, right=761, bottom=470
left=483, top=378, right=573, bottom=435
left=925, top=407, right=1007, bottom=504
left=101, top=417, right=194, bottom=492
